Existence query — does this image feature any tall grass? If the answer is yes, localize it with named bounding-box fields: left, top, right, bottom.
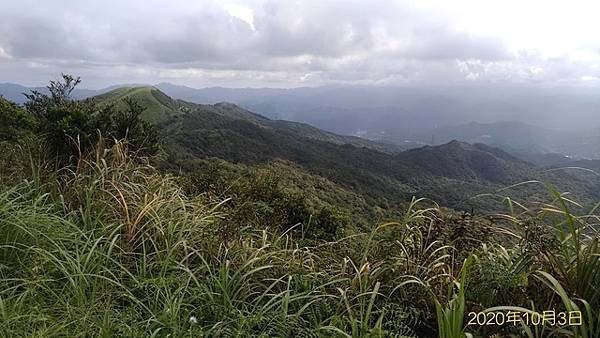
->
left=1, top=141, right=600, bottom=337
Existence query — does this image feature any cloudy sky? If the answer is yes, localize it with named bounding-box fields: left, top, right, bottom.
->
left=1, top=0, right=599, bottom=88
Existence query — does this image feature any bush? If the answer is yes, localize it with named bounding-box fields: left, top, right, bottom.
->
left=0, top=97, right=35, bottom=141
left=22, top=74, right=159, bottom=164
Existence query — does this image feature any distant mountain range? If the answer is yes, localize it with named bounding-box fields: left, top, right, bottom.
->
left=3, top=82, right=600, bottom=159
left=425, top=121, right=600, bottom=159
left=0, top=82, right=110, bottom=103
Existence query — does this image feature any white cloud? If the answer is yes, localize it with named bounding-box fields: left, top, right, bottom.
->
left=224, top=3, right=255, bottom=30
left=0, top=46, right=10, bottom=59
left=0, top=0, right=598, bottom=87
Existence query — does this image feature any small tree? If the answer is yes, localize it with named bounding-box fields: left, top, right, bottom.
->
left=96, top=98, right=160, bottom=156
left=22, top=74, right=159, bottom=163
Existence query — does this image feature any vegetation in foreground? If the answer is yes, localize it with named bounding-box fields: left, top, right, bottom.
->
left=1, top=76, right=600, bottom=337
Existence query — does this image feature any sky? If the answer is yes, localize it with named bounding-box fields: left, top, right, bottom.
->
left=1, top=0, right=600, bottom=89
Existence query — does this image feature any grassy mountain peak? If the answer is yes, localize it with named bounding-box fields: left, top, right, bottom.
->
left=94, top=86, right=180, bottom=123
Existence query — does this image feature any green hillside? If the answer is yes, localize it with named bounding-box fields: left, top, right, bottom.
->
left=96, top=86, right=402, bottom=153
left=88, top=86, right=600, bottom=214
left=154, top=92, right=600, bottom=213
left=95, top=86, right=181, bottom=123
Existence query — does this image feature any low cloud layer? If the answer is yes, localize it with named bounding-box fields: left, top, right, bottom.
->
left=1, top=0, right=599, bottom=88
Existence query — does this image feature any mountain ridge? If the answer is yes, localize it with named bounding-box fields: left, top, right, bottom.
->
left=87, top=86, right=599, bottom=212
left=3, top=82, right=599, bottom=216
left=4, top=82, right=600, bottom=160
